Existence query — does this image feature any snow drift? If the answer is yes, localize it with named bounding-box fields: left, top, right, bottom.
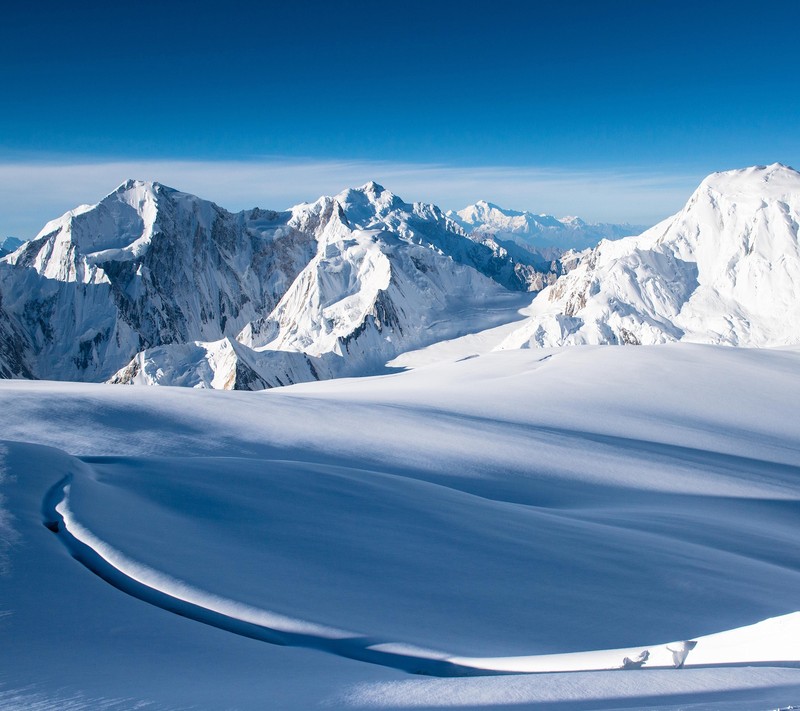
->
left=1, top=344, right=799, bottom=709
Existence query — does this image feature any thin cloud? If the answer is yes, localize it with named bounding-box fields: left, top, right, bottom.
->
left=0, top=157, right=703, bottom=239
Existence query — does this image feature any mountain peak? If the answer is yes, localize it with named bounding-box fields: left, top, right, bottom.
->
left=110, top=178, right=175, bottom=198
left=0, top=236, right=23, bottom=253
left=500, top=163, right=800, bottom=350
left=465, top=201, right=524, bottom=218
left=334, top=182, right=404, bottom=221
left=700, top=163, right=800, bottom=199
left=360, top=180, right=387, bottom=194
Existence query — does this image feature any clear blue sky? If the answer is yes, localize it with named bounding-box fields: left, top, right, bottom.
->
left=2, top=0, right=799, bottom=234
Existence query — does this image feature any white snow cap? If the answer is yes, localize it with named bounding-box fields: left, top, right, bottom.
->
left=498, top=163, right=800, bottom=350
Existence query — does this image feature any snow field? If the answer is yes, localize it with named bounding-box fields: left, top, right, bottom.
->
left=1, top=344, right=799, bottom=708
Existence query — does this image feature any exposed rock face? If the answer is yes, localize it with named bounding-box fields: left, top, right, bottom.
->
left=0, top=181, right=323, bottom=381
left=0, top=289, right=35, bottom=379
left=3, top=180, right=545, bottom=387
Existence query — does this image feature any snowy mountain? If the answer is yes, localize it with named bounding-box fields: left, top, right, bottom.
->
left=0, top=235, right=23, bottom=257
left=237, top=185, right=540, bottom=362
left=333, top=182, right=555, bottom=290
left=0, top=180, right=544, bottom=387
left=112, top=186, right=535, bottom=388
left=4, top=165, right=800, bottom=388
left=0, top=180, right=323, bottom=382
left=450, top=200, right=647, bottom=256
left=499, top=163, right=800, bottom=349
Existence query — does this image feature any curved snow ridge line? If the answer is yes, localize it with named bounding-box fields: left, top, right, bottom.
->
left=41, top=475, right=496, bottom=678
left=452, top=610, right=800, bottom=674
left=41, top=476, right=800, bottom=676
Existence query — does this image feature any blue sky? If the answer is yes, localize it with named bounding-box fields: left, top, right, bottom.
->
left=2, top=0, right=799, bottom=236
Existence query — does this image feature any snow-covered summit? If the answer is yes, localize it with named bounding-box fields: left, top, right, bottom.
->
left=329, top=182, right=552, bottom=291
left=0, top=179, right=545, bottom=386
left=0, top=179, right=324, bottom=380
left=457, top=200, right=564, bottom=231
left=334, top=181, right=405, bottom=220
left=9, top=179, right=208, bottom=282
left=451, top=200, right=646, bottom=255
left=499, top=163, right=800, bottom=349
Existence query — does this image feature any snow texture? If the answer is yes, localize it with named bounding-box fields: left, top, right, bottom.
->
left=1, top=344, right=799, bottom=709
left=500, top=164, right=800, bottom=349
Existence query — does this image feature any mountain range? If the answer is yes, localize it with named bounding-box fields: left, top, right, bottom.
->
left=1, top=163, right=798, bottom=388
left=449, top=201, right=646, bottom=257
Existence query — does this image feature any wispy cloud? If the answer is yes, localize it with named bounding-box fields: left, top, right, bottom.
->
left=0, top=157, right=704, bottom=239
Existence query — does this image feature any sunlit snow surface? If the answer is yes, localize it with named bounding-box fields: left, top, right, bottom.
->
left=1, top=344, right=799, bottom=709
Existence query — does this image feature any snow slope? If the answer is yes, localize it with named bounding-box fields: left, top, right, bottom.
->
left=1, top=343, right=799, bottom=709
left=500, top=163, right=800, bottom=349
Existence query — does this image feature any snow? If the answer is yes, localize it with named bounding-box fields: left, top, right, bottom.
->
left=1, top=343, right=799, bottom=709
left=2, top=164, right=800, bottom=708
left=500, top=163, right=800, bottom=349
left=0, top=237, right=23, bottom=258
left=451, top=199, right=646, bottom=255
left=0, top=179, right=546, bottom=385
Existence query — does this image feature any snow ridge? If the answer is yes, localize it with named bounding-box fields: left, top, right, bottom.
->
left=499, top=163, right=800, bottom=349
left=44, top=455, right=800, bottom=677
left=0, top=180, right=548, bottom=387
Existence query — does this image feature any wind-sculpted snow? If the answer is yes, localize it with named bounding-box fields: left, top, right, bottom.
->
left=42, top=460, right=800, bottom=676
left=1, top=344, right=799, bottom=708
left=500, top=163, right=800, bottom=349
